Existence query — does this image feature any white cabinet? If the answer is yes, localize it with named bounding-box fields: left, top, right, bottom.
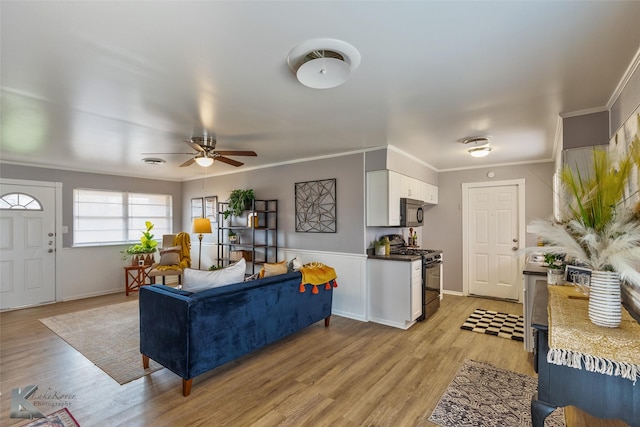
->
left=366, top=170, right=438, bottom=226
left=523, top=264, right=547, bottom=352
left=366, top=170, right=401, bottom=226
left=410, top=260, right=423, bottom=320
left=368, top=258, right=422, bottom=329
left=423, top=182, right=438, bottom=204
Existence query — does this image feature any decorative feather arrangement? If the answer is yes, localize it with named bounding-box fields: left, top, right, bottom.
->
left=529, top=146, right=640, bottom=287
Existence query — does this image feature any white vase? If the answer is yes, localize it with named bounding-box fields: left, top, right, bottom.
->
left=588, top=270, right=622, bottom=328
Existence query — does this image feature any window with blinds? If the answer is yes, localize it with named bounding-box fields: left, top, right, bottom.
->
left=73, top=189, right=172, bottom=246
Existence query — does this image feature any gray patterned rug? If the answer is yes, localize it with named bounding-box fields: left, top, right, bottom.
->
left=428, top=360, right=565, bottom=427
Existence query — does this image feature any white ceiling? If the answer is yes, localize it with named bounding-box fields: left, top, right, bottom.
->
left=2, top=1, right=640, bottom=181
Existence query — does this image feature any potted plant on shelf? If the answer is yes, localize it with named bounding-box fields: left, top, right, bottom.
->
left=122, top=221, right=158, bottom=266
left=528, top=145, right=640, bottom=327
left=222, top=189, right=255, bottom=220
left=228, top=230, right=238, bottom=243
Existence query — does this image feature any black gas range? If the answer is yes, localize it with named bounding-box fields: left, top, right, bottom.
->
left=383, top=234, right=443, bottom=321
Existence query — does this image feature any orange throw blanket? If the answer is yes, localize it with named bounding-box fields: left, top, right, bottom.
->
left=298, top=262, right=338, bottom=294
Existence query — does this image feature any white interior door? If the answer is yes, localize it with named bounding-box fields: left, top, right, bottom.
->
left=467, top=184, right=520, bottom=300
left=0, top=183, right=56, bottom=309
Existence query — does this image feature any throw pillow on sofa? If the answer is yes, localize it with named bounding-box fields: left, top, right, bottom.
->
left=183, top=258, right=246, bottom=292
left=259, top=260, right=288, bottom=278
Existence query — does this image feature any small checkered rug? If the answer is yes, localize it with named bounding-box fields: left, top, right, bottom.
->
left=460, top=308, right=524, bottom=342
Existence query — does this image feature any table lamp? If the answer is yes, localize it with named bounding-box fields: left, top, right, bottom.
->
left=192, top=217, right=212, bottom=270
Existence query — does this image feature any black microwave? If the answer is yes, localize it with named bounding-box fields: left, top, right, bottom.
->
left=400, top=198, right=424, bottom=227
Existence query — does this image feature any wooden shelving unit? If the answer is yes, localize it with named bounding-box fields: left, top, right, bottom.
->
left=217, top=199, right=278, bottom=275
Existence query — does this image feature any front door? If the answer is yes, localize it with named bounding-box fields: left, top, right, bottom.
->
left=0, top=183, right=57, bottom=309
left=465, top=182, right=522, bottom=300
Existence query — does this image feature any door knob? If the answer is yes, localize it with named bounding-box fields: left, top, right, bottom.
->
left=512, top=246, right=518, bottom=251
left=512, top=238, right=518, bottom=243
left=48, top=249, right=54, bottom=253
left=48, top=232, right=54, bottom=237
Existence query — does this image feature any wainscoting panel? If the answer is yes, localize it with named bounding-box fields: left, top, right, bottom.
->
left=281, top=248, right=368, bottom=322
left=56, top=244, right=368, bottom=323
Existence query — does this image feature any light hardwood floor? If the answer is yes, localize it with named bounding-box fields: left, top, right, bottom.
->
left=0, top=292, right=628, bottom=427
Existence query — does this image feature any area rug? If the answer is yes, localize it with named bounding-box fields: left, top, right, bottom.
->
left=21, top=408, right=79, bottom=427
left=428, top=360, right=565, bottom=427
left=39, top=300, right=162, bottom=385
left=460, top=308, right=525, bottom=342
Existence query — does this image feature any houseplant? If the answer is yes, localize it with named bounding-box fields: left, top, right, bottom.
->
left=122, top=221, right=158, bottom=266
left=222, top=189, right=255, bottom=220
left=528, top=146, right=640, bottom=327
left=543, top=253, right=565, bottom=285
left=372, top=236, right=390, bottom=256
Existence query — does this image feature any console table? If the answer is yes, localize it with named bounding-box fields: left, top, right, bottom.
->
left=531, top=280, right=640, bottom=427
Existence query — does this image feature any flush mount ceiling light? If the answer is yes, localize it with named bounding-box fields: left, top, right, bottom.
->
left=468, top=146, right=492, bottom=157
left=141, top=158, right=166, bottom=165
left=459, top=136, right=492, bottom=157
left=287, top=38, right=361, bottom=89
left=194, top=153, right=214, bottom=167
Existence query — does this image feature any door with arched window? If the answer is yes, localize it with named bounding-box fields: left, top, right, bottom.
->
left=0, top=183, right=56, bottom=309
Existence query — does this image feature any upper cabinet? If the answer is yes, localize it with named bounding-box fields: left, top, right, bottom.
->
left=423, top=182, right=438, bottom=204
left=366, top=170, right=438, bottom=226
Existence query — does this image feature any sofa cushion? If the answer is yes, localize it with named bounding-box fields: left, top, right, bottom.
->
left=158, top=246, right=181, bottom=266
left=183, top=258, right=246, bottom=292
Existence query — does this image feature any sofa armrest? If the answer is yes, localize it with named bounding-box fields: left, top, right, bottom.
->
left=139, top=285, right=192, bottom=378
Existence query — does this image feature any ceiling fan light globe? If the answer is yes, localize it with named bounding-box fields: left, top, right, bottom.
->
left=195, top=156, right=214, bottom=167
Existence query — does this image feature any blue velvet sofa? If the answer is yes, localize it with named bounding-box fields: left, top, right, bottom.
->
left=139, top=271, right=334, bottom=396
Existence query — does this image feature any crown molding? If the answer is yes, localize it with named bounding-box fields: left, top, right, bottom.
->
left=607, top=44, right=640, bottom=110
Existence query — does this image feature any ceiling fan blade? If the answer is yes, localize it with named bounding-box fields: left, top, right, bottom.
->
left=184, top=140, right=206, bottom=153
left=179, top=158, right=196, bottom=167
left=141, top=152, right=195, bottom=155
left=213, top=150, right=257, bottom=157
left=215, top=156, right=244, bottom=167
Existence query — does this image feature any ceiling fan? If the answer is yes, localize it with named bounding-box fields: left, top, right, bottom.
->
left=142, top=137, right=257, bottom=167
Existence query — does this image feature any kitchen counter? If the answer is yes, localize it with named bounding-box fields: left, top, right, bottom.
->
left=367, top=253, right=422, bottom=262
left=523, top=262, right=547, bottom=276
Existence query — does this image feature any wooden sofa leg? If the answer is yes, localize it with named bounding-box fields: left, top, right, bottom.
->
left=183, top=378, right=193, bottom=397
left=142, top=354, right=150, bottom=369
left=325, top=316, right=331, bottom=327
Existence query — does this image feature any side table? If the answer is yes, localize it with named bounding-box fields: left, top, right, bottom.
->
left=124, top=265, right=150, bottom=296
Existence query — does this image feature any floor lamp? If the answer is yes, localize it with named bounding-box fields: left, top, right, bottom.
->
left=192, top=218, right=212, bottom=270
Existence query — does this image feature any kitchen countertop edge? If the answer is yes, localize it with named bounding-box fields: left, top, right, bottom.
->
left=368, top=254, right=422, bottom=262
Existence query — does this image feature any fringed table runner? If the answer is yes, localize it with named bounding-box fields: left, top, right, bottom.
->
left=547, top=285, right=640, bottom=384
